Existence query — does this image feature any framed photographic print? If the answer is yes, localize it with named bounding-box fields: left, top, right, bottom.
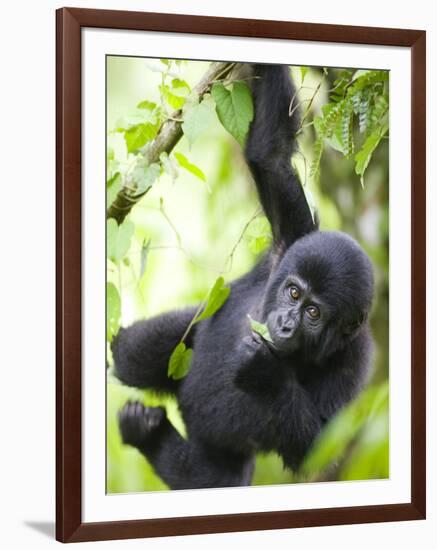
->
left=56, top=7, right=426, bottom=543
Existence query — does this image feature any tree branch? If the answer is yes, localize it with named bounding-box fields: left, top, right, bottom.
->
left=107, top=61, right=235, bottom=224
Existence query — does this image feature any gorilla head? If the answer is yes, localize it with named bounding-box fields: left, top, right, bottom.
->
left=264, top=231, right=374, bottom=361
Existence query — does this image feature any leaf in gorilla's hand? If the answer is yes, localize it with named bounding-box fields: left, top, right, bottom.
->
left=211, top=81, right=254, bottom=147
left=168, top=342, right=193, bottom=380
left=106, top=282, right=121, bottom=342
left=196, top=276, right=231, bottom=322
left=174, top=152, right=206, bottom=182
left=247, top=315, right=274, bottom=344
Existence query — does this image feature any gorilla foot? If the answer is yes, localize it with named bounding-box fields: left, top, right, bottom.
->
left=118, top=401, right=165, bottom=449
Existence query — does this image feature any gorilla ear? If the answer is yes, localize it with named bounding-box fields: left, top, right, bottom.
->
left=344, top=313, right=367, bottom=336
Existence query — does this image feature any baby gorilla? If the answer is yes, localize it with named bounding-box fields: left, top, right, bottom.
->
left=113, top=64, right=374, bottom=490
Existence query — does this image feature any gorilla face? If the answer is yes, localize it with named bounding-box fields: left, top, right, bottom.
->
left=266, top=274, right=327, bottom=355
left=264, top=231, right=374, bottom=360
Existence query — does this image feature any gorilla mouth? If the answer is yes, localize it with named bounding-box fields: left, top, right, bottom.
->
left=267, top=323, right=300, bottom=355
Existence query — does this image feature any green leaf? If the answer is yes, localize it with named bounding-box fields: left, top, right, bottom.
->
left=311, top=102, right=344, bottom=176
left=351, top=89, right=363, bottom=115
left=137, top=100, right=157, bottom=111
left=330, top=69, right=353, bottom=103
left=159, top=152, right=179, bottom=181
left=300, top=383, right=389, bottom=479
left=340, top=414, right=389, bottom=481
left=341, top=100, right=354, bottom=158
left=107, top=218, right=135, bottom=263
left=168, top=342, right=193, bottom=380
left=211, top=81, right=254, bottom=146
left=182, top=98, right=215, bottom=146
left=116, top=109, right=157, bottom=131
left=325, top=125, right=344, bottom=154
left=196, top=276, right=231, bottom=322
left=310, top=136, right=323, bottom=179
left=247, top=315, right=274, bottom=344
left=300, top=66, right=309, bottom=83
left=351, top=69, right=372, bottom=82
left=174, top=152, right=206, bottom=182
left=358, top=90, right=371, bottom=133
left=106, top=282, right=121, bottom=342
left=171, top=78, right=190, bottom=96
left=133, top=162, right=161, bottom=195
left=124, top=123, right=158, bottom=152
left=368, top=94, right=389, bottom=135
left=354, top=124, right=388, bottom=186
left=160, top=84, right=186, bottom=110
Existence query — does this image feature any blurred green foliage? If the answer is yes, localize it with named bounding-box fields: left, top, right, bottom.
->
left=106, top=58, right=389, bottom=493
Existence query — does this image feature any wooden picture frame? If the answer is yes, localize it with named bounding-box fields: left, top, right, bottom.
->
left=56, top=7, right=426, bottom=542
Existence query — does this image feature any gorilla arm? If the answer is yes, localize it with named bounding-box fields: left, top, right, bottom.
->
left=245, top=64, right=317, bottom=252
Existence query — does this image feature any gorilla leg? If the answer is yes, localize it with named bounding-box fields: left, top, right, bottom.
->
left=118, top=402, right=254, bottom=490
left=112, top=308, right=196, bottom=394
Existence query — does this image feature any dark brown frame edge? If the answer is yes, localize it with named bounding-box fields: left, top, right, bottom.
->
left=56, top=7, right=426, bottom=543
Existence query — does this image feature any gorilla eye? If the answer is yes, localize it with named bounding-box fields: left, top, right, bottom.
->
left=290, top=286, right=300, bottom=300
left=306, top=305, right=320, bottom=319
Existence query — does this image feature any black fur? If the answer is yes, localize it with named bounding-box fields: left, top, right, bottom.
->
left=114, top=64, right=374, bottom=489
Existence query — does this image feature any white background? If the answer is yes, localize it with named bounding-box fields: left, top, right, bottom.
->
left=0, top=0, right=434, bottom=548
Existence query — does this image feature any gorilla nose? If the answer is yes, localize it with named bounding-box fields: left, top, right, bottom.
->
left=277, top=314, right=296, bottom=335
